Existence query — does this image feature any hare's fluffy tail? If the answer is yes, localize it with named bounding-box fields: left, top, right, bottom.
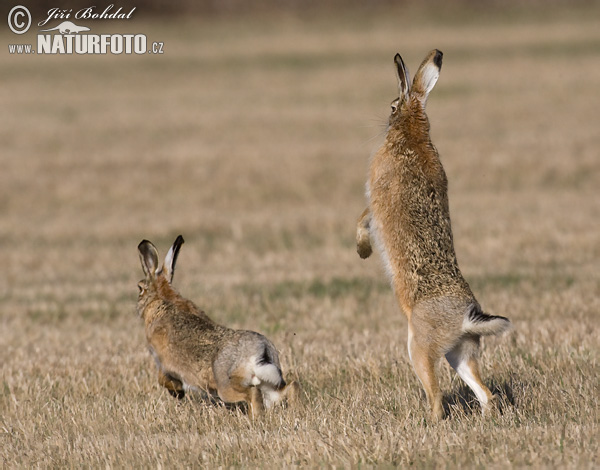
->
left=462, top=303, right=511, bottom=337
left=250, top=346, right=285, bottom=389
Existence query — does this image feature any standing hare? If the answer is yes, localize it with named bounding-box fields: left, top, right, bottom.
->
left=357, top=50, right=511, bottom=421
left=137, top=235, right=300, bottom=418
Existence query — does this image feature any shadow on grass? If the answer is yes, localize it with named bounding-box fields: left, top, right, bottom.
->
left=174, top=388, right=300, bottom=416
left=443, top=381, right=516, bottom=418
left=162, top=388, right=251, bottom=416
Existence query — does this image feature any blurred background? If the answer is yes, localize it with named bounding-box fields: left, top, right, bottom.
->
left=2, top=0, right=598, bottom=304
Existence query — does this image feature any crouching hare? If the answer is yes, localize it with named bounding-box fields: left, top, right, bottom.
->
left=137, top=235, right=300, bottom=418
left=357, top=50, right=511, bottom=421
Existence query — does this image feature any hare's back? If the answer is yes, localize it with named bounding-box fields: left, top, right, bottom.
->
left=371, top=152, right=452, bottom=249
left=153, top=312, right=222, bottom=360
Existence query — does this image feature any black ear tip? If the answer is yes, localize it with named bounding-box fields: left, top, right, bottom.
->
left=433, top=49, right=443, bottom=68
left=175, top=235, right=185, bottom=245
left=394, top=53, right=403, bottom=64
left=138, top=239, right=150, bottom=250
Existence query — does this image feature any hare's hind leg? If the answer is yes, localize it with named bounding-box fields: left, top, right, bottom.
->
left=445, top=335, right=495, bottom=414
left=247, top=386, right=265, bottom=419
left=356, top=207, right=373, bottom=259
left=217, top=370, right=265, bottom=419
left=281, top=380, right=302, bottom=406
left=407, top=324, right=444, bottom=422
left=158, top=370, right=185, bottom=399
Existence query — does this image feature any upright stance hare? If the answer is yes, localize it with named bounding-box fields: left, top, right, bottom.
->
left=137, top=235, right=300, bottom=418
left=357, top=50, right=511, bottom=421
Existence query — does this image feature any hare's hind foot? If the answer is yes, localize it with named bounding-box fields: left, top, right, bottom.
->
left=241, top=384, right=303, bottom=420
left=283, top=380, right=303, bottom=406
left=260, top=380, right=303, bottom=410
left=445, top=336, right=495, bottom=415
left=248, top=386, right=265, bottom=419
left=278, top=380, right=303, bottom=408
left=481, top=393, right=500, bottom=417
left=168, top=389, right=185, bottom=400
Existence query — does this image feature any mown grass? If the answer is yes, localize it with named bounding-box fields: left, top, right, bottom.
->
left=1, top=4, right=599, bottom=468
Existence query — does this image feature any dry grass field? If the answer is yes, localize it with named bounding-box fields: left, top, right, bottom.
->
left=1, top=4, right=599, bottom=467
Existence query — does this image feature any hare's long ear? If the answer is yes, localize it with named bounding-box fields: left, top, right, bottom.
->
left=164, top=235, right=184, bottom=284
left=411, top=49, right=443, bottom=106
left=395, top=53, right=411, bottom=100
left=138, top=240, right=160, bottom=280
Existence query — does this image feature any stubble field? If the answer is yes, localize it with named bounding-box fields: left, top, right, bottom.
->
left=1, top=5, right=599, bottom=467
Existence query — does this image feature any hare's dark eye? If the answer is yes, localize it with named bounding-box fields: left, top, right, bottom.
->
left=391, top=104, right=397, bottom=113
left=391, top=98, right=400, bottom=114
left=137, top=282, right=145, bottom=294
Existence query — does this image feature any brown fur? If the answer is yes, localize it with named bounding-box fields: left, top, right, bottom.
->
left=357, top=50, right=511, bottom=421
left=137, top=236, right=301, bottom=418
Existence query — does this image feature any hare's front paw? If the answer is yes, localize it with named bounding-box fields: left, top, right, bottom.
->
left=356, top=227, right=373, bottom=259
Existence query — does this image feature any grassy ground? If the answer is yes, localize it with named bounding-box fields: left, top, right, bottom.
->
left=1, top=4, right=599, bottom=467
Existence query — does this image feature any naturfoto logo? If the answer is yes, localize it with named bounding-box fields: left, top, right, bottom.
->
left=7, top=5, right=165, bottom=56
